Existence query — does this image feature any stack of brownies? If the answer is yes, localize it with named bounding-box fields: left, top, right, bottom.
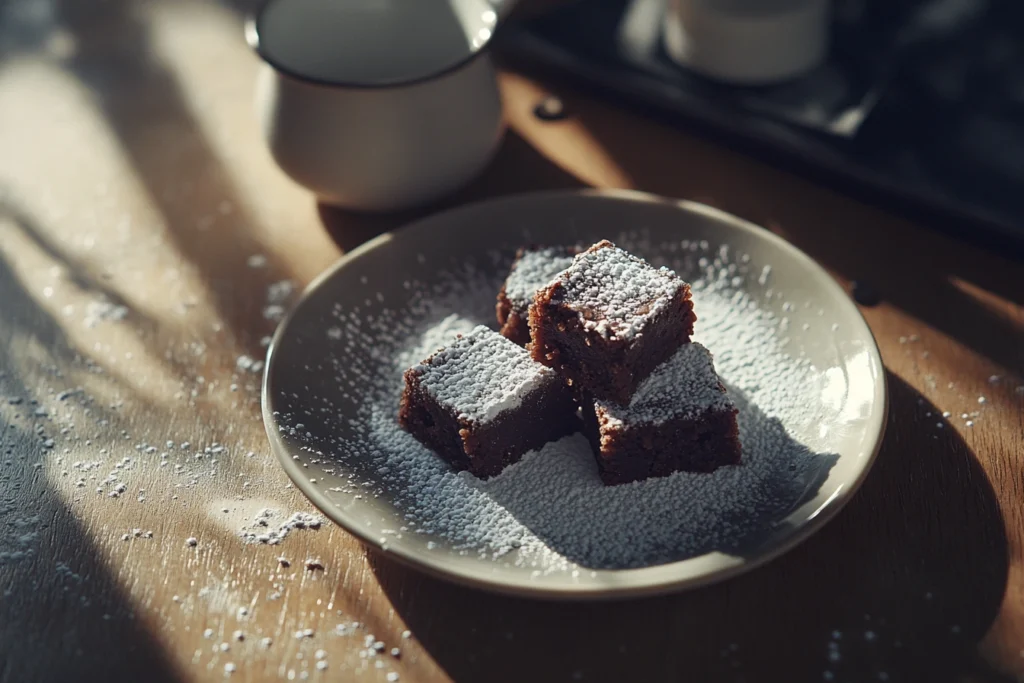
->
left=399, top=240, right=742, bottom=485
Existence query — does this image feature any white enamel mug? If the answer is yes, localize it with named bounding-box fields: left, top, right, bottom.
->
left=248, top=0, right=507, bottom=211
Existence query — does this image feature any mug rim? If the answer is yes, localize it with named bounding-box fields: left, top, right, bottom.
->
left=244, top=9, right=496, bottom=91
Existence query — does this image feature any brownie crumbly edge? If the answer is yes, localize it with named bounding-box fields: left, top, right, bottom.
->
left=496, top=245, right=578, bottom=346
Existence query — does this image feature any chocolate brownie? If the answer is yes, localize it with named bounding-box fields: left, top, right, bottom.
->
left=529, top=240, right=696, bottom=405
left=496, top=245, right=578, bottom=345
left=581, top=342, right=741, bottom=485
left=399, top=325, right=577, bottom=479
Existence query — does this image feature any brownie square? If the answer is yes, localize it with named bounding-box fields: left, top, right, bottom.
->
left=529, top=240, right=696, bottom=405
left=581, top=342, right=741, bottom=485
left=399, top=325, right=578, bottom=479
left=496, top=245, right=578, bottom=345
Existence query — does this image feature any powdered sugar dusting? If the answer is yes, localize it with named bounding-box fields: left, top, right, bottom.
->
left=597, top=342, right=733, bottom=427
left=553, top=240, right=685, bottom=339
left=274, top=237, right=839, bottom=571
left=411, top=326, right=558, bottom=425
left=502, top=246, right=576, bottom=313
left=238, top=510, right=323, bottom=545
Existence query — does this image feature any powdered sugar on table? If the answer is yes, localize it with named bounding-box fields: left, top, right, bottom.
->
left=272, top=236, right=838, bottom=571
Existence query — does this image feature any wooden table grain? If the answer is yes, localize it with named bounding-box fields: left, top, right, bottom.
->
left=1, top=1, right=1022, bottom=682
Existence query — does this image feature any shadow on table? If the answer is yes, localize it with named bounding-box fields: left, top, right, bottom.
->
left=479, top=384, right=837, bottom=569
left=318, top=129, right=587, bottom=254
left=0, top=252, right=185, bottom=682
left=40, top=0, right=295, bottom=358
left=544, top=91, right=1023, bottom=375
left=367, top=372, right=1010, bottom=683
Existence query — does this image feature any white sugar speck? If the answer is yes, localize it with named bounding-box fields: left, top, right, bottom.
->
left=84, top=298, right=128, bottom=328
left=239, top=510, right=322, bottom=545
left=224, top=662, right=236, bottom=674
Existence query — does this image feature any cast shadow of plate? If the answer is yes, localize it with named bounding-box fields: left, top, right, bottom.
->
left=367, top=372, right=1009, bottom=683
left=477, top=382, right=839, bottom=569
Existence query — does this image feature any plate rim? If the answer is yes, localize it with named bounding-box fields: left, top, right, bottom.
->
left=262, top=188, right=889, bottom=600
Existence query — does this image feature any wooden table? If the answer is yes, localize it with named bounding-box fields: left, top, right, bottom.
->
left=1, top=1, right=1022, bottom=681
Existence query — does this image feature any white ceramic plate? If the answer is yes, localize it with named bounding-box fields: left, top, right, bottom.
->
left=263, top=190, right=887, bottom=600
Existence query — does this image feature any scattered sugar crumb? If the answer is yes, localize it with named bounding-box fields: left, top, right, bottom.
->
left=84, top=298, right=128, bottom=328
left=239, top=510, right=322, bottom=545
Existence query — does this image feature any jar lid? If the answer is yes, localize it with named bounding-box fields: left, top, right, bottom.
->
left=250, top=0, right=498, bottom=88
